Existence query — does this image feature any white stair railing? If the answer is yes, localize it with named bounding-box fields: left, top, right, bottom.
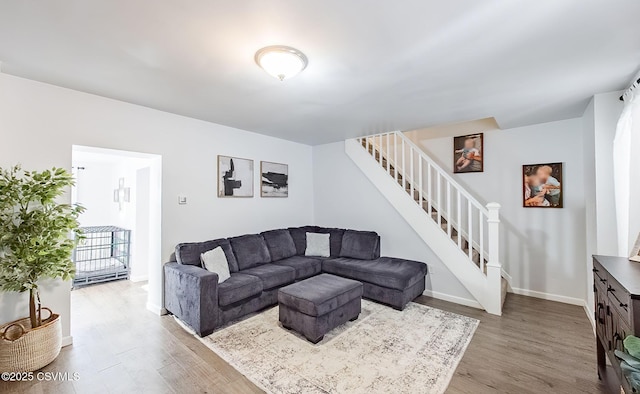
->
left=355, top=131, right=503, bottom=315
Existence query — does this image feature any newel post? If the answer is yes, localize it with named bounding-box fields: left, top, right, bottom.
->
left=486, top=202, right=503, bottom=316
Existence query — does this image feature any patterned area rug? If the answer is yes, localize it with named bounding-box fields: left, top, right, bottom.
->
left=195, top=300, right=478, bottom=394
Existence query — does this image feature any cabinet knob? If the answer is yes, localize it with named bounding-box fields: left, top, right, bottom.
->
left=608, top=285, right=615, bottom=292
left=593, top=268, right=599, bottom=272
left=620, top=302, right=628, bottom=308
left=600, top=279, right=607, bottom=283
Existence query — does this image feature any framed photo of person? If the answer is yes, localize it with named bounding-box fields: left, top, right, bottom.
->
left=218, top=155, right=254, bottom=198
left=522, top=162, right=563, bottom=208
left=453, top=133, right=483, bottom=173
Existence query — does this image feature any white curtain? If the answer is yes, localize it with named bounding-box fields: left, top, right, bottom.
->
left=613, top=75, right=640, bottom=256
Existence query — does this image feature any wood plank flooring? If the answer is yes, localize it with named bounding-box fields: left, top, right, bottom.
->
left=1, top=280, right=607, bottom=394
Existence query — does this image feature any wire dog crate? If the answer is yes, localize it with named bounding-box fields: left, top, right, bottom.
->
left=73, top=226, right=131, bottom=287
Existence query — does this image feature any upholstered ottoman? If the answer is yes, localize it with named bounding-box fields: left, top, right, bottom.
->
left=278, top=274, right=363, bottom=343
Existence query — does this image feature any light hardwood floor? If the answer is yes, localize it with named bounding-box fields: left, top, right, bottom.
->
left=1, top=280, right=607, bottom=394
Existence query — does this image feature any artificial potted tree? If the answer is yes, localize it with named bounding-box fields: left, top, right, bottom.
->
left=0, top=165, right=83, bottom=372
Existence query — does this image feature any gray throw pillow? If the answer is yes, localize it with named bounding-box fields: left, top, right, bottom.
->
left=201, top=246, right=231, bottom=283
left=305, top=233, right=330, bottom=257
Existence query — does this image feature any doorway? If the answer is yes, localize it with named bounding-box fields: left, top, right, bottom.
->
left=71, top=145, right=162, bottom=312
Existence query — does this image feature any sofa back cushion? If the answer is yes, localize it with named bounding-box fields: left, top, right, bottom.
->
left=339, top=230, right=381, bottom=260
left=175, top=238, right=239, bottom=272
left=261, top=229, right=297, bottom=261
left=288, top=226, right=318, bottom=255
left=289, top=226, right=345, bottom=257
left=229, top=234, right=272, bottom=270
left=315, top=227, right=346, bottom=257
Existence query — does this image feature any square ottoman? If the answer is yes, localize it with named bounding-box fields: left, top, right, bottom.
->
left=278, top=273, right=363, bottom=344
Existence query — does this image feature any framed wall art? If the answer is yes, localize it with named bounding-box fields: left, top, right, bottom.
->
left=218, top=155, right=254, bottom=198
left=260, top=161, right=288, bottom=197
left=453, top=133, right=483, bottom=173
left=523, top=162, right=563, bottom=208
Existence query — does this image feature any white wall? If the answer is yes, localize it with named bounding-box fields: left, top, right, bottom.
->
left=134, top=166, right=152, bottom=281
left=0, top=73, right=314, bottom=342
left=581, top=91, right=623, bottom=323
left=593, top=92, right=624, bottom=255
left=416, top=118, right=587, bottom=304
left=313, top=142, right=476, bottom=305
left=582, top=97, right=597, bottom=320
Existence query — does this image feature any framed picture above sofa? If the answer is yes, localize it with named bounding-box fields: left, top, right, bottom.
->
left=261, top=161, right=288, bottom=198
left=218, top=155, right=254, bottom=198
left=522, top=162, right=563, bottom=208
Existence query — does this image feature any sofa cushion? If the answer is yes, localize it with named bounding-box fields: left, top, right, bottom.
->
left=339, top=230, right=380, bottom=260
left=322, top=257, right=427, bottom=291
left=261, top=229, right=297, bottom=261
left=272, top=256, right=323, bottom=280
left=229, top=234, right=272, bottom=270
left=200, top=247, right=231, bottom=283
left=278, top=273, right=363, bottom=317
left=240, top=264, right=296, bottom=290
left=305, top=232, right=331, bottom=257
left=175, top=238, right=239, bottom=272
left=315, top=227, right=346, bottom=257
left=288, top=226, right=320, bottom=255
left=218, top=273, right=263, bottom=307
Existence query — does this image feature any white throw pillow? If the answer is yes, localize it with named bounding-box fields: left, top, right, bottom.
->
left=305, top=232, right=330, bottom=257
left=201, top=246, right=231, bottom=283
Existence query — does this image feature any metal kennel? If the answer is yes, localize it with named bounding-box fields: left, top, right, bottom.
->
left=73, top=226, right=131, bottom=287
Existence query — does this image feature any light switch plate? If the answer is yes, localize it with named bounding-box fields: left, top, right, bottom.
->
left=178, top=195, right=187, bottom=205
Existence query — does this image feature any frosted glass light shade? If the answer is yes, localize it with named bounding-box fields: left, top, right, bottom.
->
left=255, top=46, right=308, bottom=81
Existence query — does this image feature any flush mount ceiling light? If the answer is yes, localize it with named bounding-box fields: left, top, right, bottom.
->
left=255, top=45, right=308, bottom=81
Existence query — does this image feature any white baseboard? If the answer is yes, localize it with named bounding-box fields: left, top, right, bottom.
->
left=584, top=301, right=595, bottom=331
left=130, top=275, right=148, bottom=283
left=146, top=302, right=167, bottom=316
left=510, top=287, right=584, bottom=306
left=61, top=336, right=73, bottom=347
left=501, top=269, right=513, bottom=289
left=422, top=289, right=483, bottom=309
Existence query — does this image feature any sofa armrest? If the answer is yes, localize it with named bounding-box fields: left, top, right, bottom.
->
left=164, top=262, right=218, bottom=336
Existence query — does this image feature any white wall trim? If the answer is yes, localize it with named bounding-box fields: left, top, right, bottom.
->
left=61, top=336, right=73, bottom=347
left=511, top=287, right=585, bottom=306
left=422, top=289, right=483, bottom=309
left=130, top=275, right=149, bottom=283
left=147, top=302, right=167, bottom=316
left=584, top=301, right=595, bottom=331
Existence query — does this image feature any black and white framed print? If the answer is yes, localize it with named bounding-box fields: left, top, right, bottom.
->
left=260, top=161, right=288, bottom=198
left=218, top=155, right=254, bottom=198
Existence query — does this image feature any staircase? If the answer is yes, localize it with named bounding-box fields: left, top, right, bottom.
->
left=345, top=131, right=505, bottom=315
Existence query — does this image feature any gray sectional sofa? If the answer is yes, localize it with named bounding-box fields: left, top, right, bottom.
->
left=164, top=226, right=427, bottom=337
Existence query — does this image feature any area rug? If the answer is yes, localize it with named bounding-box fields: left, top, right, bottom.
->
left=193, top=300, right=478, bottom=394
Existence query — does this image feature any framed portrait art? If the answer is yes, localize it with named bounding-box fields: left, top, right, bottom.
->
left=453, top=133, right=483, bottom=173
left=522, top=162, right=563, bottom=208
left=218, top=155, right=254, bottom=198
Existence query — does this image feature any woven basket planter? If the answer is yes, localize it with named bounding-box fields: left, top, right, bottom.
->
left=0, top=308, right=62, bottom=372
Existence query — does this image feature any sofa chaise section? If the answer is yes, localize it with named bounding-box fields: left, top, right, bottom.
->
left=323, top=257, right=427, bottom=310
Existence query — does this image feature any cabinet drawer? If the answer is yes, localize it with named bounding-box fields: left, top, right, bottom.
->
left=607, top=276, right=632, bottom=327
left=593, top=263, right=608, bottom=291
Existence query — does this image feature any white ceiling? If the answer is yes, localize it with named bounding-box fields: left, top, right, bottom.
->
left=1, top=1, right=639, bottom=145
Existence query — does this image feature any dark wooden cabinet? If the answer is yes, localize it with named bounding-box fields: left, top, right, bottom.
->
left=593, top=255, right=640, bottom=393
